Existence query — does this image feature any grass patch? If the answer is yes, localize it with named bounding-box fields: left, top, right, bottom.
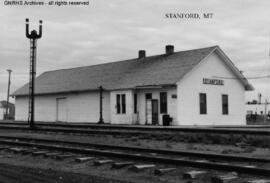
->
left=134, top=132, right=270, bottom=148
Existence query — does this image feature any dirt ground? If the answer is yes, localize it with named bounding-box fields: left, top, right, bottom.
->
left=0, top=163, right=129, bottom=183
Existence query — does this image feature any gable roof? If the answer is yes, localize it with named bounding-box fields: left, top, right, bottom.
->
left=12, top=45, right=253, bottom=96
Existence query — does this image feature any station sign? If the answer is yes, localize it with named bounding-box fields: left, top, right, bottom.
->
left=203, top=78, right=224, bottom=86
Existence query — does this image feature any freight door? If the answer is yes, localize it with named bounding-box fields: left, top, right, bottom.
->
left=56, top=98, right=67, bottom=122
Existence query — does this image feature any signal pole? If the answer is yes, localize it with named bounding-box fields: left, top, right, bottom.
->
left=25, top=18, right=43, bottom=129
left=5, top=69, right=12, bottom=119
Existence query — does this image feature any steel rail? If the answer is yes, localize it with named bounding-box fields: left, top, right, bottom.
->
left=0, top=123, right=269, bottom=135
left=0, top=125, right=166, bottom=136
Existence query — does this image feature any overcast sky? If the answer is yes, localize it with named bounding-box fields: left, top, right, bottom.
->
left=1, top=0, right=270, bottom=103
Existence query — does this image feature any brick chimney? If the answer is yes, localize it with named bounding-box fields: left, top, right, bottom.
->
left=165, top=45, right=174, bottom=54
left=138, top=50, right=146, bottom=59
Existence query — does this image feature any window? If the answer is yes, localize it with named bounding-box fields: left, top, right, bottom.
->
left=121, top=94, right=126, bottom=114
left=199, top=93, right=207, bottom=114
left=160, top=92, right=167, bottom=113
left=222, top=94, right=228, bottom=115
left=145, top=93, right=152, bottom=100
left=116, top=94, right=126, bottom=114
left=116, top=94, right=121, bottom=114
left=134, top=94, right=137, bottom=114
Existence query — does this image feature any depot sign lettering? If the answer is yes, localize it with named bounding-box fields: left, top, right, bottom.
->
left=203, top=78, right=224, bottom=86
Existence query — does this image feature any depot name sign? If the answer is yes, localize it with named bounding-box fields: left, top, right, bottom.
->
left=203, top=78, right=224, bottom=86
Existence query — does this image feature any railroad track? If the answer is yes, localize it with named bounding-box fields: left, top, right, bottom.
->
left=0, top=135, right=269, bottom=178
left=0, top=135, right=268, bottom=163
left=0, top=122, right=269, bottom=135
left=0, top=125, right=166, bottom=136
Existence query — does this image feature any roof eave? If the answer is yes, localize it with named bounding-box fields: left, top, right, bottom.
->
left=13, top=84, right=178, bottom=97
left=214, top=46, right=255, bottom=91
left=245, top=84, right=255, bottom=91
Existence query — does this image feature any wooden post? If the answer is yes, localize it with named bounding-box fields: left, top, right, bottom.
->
left=98, top=86, right=104, bottom=124
left=5, top=69, right=12, bottom=119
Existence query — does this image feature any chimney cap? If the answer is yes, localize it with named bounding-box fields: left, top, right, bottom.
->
left=138, top=50, right=146, bottom=59
left=165, top=45, right=174, bottom=54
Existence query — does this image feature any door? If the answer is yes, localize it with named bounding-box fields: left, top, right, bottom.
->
left=56, top=98, right=67, bottom=122
left=152, top=99, right=158, bottom=125
left=146, top=99, right=159, bottom=125
left=146, top=99, right=152, bottom=124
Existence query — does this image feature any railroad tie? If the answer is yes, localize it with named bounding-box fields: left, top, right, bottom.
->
left=175, top=158, right=186, bottom=160
left=9, top=147, right=24, bottom=153
left=195, top=160, right=209, bottom=163
left=243, top=165, right=257, bottom=168
left=84, top=148, right=98, bottom=151
left=246, top=179, right=270, bottom=183
left=154, top=168, right=177, bottom=176
left=218, top=162, right=229, bottom=165
left=129, top=164, right=156, bottom=172
left=75, top=157, right=95, bottom=163
left=211, top=172, right=238, bottom=183
left=55, top=154, right=74, bottom=160
left=183, top=170, right=207, bottom=179
left=111, top=162, right=134, bottom=169
left=94, top=159, right=114, bottom=166
left=44, top=152, right=61, bottom=158
left=32, top=151, right=49, bottom=156
left=21, top=149, right=34, bottom=155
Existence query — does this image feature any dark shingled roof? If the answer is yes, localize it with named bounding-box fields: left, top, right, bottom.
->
left=12, top=46, right=252, bottom=96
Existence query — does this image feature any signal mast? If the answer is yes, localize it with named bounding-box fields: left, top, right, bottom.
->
left=25, top=18, right=43, bottom=129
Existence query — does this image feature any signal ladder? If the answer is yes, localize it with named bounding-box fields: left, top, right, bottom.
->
left=28, top=39, right=37, bottom=124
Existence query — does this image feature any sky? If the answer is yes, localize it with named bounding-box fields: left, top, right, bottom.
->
left=1, top=0, right=270, bottom=103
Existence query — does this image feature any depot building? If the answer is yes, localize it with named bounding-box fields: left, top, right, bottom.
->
left=13, top=45, right=254, bottom=125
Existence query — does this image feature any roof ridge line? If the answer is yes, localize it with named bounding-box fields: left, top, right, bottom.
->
left=43, top=45, right=219, bottom=74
